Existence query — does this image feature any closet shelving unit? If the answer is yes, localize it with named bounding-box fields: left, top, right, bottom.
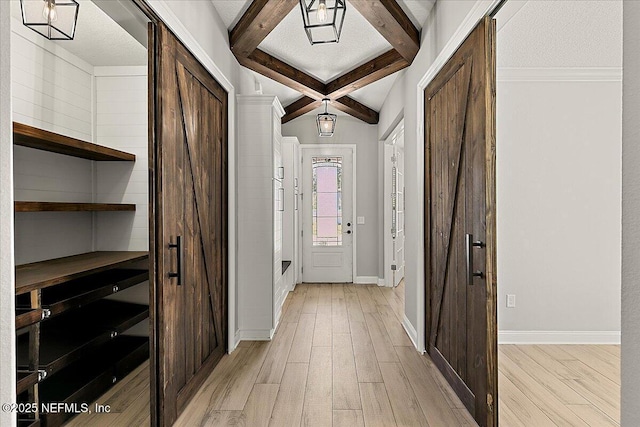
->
left=13, top=122, right=150, bottom=427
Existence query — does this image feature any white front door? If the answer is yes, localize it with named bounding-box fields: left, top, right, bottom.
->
left=302, top=146, right=354, bottom=283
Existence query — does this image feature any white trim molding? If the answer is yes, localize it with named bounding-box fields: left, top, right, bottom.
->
left=354, top=276, right=378, bottom=284
left=498, top=67, right=623, bottom=82
left=499, top=330, right=621, bottom=345
left=0, top=0, right=16, bottom=424
left=93, top=66, right=148, bottom=77
left=238, top=329, right=275, bottom=341
left=403, top=314, right=419, bottom=351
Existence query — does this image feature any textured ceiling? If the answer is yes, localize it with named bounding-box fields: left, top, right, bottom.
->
left=260, top=6, right=391, bottom=83
left=10, top=0, right=147, bottom=66
left=211, top=0, right=432, bottom=114
left=348, top=71, right=401, bottom=111
left=496, top=0, right=622, bottom=68
left=62, top=0, right=147, bottom=66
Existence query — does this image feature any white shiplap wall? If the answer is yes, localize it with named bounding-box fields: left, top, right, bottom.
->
left=11, top=22, right=95, bottom=264
left=95, top=68, right=149, bottom=253
left=94, top=68, right=149, bottom=334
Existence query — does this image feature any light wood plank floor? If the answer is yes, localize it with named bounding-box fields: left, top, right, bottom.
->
left=68, top=282, right=620, bottom=426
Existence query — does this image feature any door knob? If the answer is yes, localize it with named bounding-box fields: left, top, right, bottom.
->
left=346, top=230, right=352, bottom=234
left=347, top=222, right=351, bottom=227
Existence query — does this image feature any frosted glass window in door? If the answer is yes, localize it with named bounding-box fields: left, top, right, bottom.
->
left=312, top=157, right=342, bottom=246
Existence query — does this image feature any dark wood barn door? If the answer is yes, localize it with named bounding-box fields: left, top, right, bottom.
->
left=424, top=17, right=497, bottom=427
left=154, top=23, right=227, bottom=426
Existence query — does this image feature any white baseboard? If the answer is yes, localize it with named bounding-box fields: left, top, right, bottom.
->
left=378, top=278, right=389, bottom=287
left=238, top=329, right=275, bottom=341
left=355, top=276, right=378, bottom=284
left=402, top=315, right=419, bottom=350
left=498, top=330, right=621, bottom=345
left=230, top=330, right=241, bottom=353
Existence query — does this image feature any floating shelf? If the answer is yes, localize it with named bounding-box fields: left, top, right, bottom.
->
left=15, top=251, right=148, bottom=295
left=13, top=122, right=135, bottom=161
left=17, top=371, right=40, bottom=395
left=15, top=201, right=136, bottom=213
left=17, top=300, right=149, bottom=377
left=15, top=308, right=44, bottom=330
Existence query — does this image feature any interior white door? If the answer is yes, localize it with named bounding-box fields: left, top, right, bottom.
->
left=384, top=128, right=406, bottom=287
left=393, top=146, right=405, bottom=286
left=302, top=147, right=354, bottom=283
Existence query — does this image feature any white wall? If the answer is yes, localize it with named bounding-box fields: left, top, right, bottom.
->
left=0, top=0, right=15, bottom=425
left=95, top=68, right=149, bottom=253
left=94, top=67, right=149, bottom=334
left=378, top=0, right=484, bottom=350
left=12, top=21, right=96, bottom=264
left=495, top=0, right=622, bottom=343
left=622, top=2, right=640, bottom=424
left=497, top=76, right=622, bottom=340
left=282, top=115, right=380, bottom=280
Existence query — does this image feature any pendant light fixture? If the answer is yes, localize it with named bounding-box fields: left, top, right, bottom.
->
left=20, top=0, right=79, bottom=41
left=299, top=0, right=346, bottom=45
left=317, top=99, right=337, bottom=137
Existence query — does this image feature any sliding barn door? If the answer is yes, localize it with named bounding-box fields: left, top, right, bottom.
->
left=425, top=17, right=497, bottom=427
left=155, top=23, right=227, bottom=426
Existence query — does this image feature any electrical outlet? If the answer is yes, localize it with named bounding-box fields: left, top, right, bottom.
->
left=506, top=294, right=516, bottom=308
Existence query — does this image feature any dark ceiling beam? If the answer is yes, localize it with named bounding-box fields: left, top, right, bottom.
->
left=282, top=96, right=323, bottom=123
left=334, top=96, right=379, bottom=124
left=325, top=49, right=408, bottom=99
left=230, top=0, right=299, bottom=58
left=237, top=49, right=326, bottom=99
left=349, top=0, right=420, bottom=63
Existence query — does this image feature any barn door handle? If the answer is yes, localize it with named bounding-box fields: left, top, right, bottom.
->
left=169, top=236, right=183, bottom=286
left=466, top=233, right=485, bottom=286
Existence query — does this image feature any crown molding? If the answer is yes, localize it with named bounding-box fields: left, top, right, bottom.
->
left=498, top=67, right=623, bottom=82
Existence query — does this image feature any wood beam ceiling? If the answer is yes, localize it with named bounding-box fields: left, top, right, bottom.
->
left=230, top=0, right=299, bottom=58
left=229, top=0, right=420, bottom=125
left=325, top=49, right=408, bottom=99
left=334, top=96, right=379, bottom=124
left=349, top=0, right=420, bottom=63
left=282, top=97, right=322, bottom=123
left=237, top=49, right=326, bottom=99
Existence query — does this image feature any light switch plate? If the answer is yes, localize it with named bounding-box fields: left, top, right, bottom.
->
left=357, top=216, right=365, bottom=225
left=506, top=294, right=516, bottom=308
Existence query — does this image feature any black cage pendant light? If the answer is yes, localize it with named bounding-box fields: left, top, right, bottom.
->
left=20, top=0, right=79, bottom=41
left=317, top=99, right=337, bottom=137
left=299, top=0, right=346, bottom=45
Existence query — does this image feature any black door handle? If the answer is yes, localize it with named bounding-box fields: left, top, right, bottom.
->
left=346, top=230, right=352, bottom=234
left=466, top=233, right=484, bottom=286
left=169, top=236, right=183, bottom=286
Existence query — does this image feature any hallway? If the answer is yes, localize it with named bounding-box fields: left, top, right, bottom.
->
left=68, top=282, right=620, bottom=426
left=175, top=282, right=475, bottom=426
